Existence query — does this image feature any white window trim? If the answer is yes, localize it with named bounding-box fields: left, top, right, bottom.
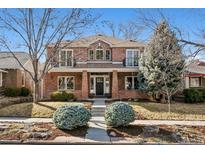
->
left=105, top=50, right=111, bottom=60
left=125, top=49, right=140, bottom=67
left=59, top=49, right=73, bottom=67
left=57, top=76, right=75, bottom=91
left=189, top=77, right=201, bottom=88
left=125, top=76, right=138, bottom=90
left=0, top=72, right=2, bottom=87
left=22, top=71, right=26, bottom=87
left=95, top=48, right=104, bottom=60
left=88, top=49, right=95, bottom=60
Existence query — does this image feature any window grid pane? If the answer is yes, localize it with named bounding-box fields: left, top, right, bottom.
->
left=106, top=50, right=111, bottom=60
left=59, top=77, right=65, bottom=90
left=67, top=77, right=74, bottom=89
left=67, top=51, right=72, bottom=66
left=190, top=77, right=201, bottom=87
left=96, top=50, right=104, bottom=60
left=60, top=51, right=66, bottom=66
left=89, top=50, right=94, bottom=60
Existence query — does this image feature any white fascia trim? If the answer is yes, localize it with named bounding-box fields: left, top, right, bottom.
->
left=112, top=61, right=123, bottom=64
left=76, top=61, right=87, bottom=64
left=49, top=67, right=139, bottom=73
left=89, top=39, right=112, bottom=46
left=87, top=61, right=112, bottom=64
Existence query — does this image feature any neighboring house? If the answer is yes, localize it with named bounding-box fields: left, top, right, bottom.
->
left=0, top=52, right=33, bottom=91
left=43, top=34, right=149, bottom=99
left=185, top=60, right=205, bottom=88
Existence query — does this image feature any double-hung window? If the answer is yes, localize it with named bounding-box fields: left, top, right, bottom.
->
left=0, top=72, right=2, bottom=87
left=126, top=49, right=139, bottom=66
left=96, top=48, right=104, bottom=60
left=125, top=76, right=138, bottom=90
left=89, top=50, right=94, bottom=60
left=190, top=77, right=201, bottom=87
left=58, top=76, right=75, bottom=90
left=22, top=72, right=25, bottom=87
left=105, top=50, right=111, bottom=60
left=59, top=49, right=73, bottom=67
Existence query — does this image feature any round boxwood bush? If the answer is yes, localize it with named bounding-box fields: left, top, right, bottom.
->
left=105, top=102, right=135, bottom=127
left=4, top=87, right=21, bottom=97
left=53, top=105, right=91, bottom=130
left=20, top=87, right=30, bottom=96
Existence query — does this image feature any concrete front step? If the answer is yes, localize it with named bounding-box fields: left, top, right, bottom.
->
left=91, top=109, right=105, bottom=112
left=92, top=105, right=106, bottom=108
left=92, top=113, right=105, bottom=116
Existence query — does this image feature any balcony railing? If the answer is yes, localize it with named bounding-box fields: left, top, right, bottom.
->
left=123, top=57, right=138, bottom=67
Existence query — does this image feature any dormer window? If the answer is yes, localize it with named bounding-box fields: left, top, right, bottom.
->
left=96, top=46, right=104, bottom=60
left=105, top=50, right=111, bottom=60
left=88, top=50, right=94, bottom=60
left=59, top=49, right=73, bottom=67
left=88, top=46, right=112, bottom=61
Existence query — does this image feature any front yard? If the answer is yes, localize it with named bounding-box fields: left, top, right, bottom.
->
left=0, top=122, right=88, bottom=142
left=107, top=125, right=205, bottom=144
left=0, top=102, right=92, bottom=118
left=130, top=102, right=205, bottom=120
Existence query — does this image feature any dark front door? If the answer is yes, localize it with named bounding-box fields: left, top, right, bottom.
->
left=96, top=77, right=104, bottom=95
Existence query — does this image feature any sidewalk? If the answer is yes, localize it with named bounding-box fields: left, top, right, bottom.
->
left=0, top=117, right=205, bottom=126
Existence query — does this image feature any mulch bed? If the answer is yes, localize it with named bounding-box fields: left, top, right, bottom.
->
left=107, top=125, right=205, bottom=144
left=0, top=122, right=88, bottom=141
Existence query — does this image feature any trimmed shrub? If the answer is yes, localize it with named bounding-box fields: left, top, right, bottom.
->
left=20, top=87, right=30, bottom=96
left=67, top=93, right=75, bottom=100
left=105, top=102, right=135, bottom=127
left=50, top=91, right=75, bottom=101
left=4, top=87, right=21, bottom=97
left=183, top=88, right=205, bottom=103
left=53, top=105, right=91, bottom=130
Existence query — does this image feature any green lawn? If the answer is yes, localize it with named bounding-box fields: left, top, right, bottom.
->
left=129, top=102, right=205, bottom=120
left=0, top=102, right=92, bottom=118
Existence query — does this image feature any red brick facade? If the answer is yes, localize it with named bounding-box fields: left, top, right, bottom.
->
left=43, top=35, right=149, bottom=100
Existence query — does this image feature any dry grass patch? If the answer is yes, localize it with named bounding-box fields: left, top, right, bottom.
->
left=0, top=102, right=92, bottom=118
left=130, top=102, right=205, bottom=120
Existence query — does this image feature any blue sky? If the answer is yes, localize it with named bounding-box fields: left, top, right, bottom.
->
left=0, top=8, right=205, bottom=59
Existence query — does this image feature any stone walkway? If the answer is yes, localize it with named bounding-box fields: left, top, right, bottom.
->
left=85, top=99, right=110, bottom=143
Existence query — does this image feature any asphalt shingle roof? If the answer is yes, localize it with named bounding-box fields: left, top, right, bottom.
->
left=49, top=34, right=145, bottom=48
left=0, top=52, right=30, bottom=69
left=186, top=60, right=205, bottom=74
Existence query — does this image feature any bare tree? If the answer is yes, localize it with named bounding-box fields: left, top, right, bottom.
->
left=101, top=20, right=144, bottom=40
left=135, top=8, right=205, bottom=58
left=0, top=8, right=97, bottom=103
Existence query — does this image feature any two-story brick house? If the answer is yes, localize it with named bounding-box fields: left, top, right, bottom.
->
left=42, top=34, right=149, bottom=100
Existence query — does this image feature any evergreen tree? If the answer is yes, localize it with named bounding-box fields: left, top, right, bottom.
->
left=140, top=21, right=185, bottom=112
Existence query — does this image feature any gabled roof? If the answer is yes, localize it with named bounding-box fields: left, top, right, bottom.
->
left=0, top=52, right=30, bottom=69
left=186, top=60, right=205, bottom=74
left=49, top=34, right=145, bottom=48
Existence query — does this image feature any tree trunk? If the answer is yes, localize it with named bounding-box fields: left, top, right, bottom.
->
left=167, top=95, right=171, bottom=113
left=33, top=81, right=39, bottom=103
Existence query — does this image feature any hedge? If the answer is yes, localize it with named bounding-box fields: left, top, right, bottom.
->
left=4, top=87, right=30, bottom=97
left=50, top=91, right=75, bottom=101
left=183, top=88, right=205, bottom=103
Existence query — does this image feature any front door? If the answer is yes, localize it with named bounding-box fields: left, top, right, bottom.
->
left=96, top=77, right=104, bottom=95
